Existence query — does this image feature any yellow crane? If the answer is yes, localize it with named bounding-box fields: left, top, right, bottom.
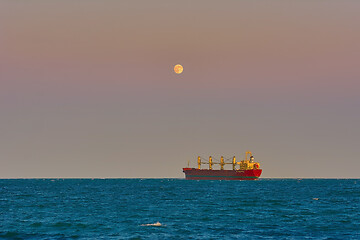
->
left=195, top=152, right=260, bottom=170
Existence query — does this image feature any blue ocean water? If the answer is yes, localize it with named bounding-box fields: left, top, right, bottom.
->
left=0, top=179, right=359, bottom=240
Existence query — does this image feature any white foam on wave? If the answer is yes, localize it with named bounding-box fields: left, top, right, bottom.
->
left=141, top=222, right=164, bottom=227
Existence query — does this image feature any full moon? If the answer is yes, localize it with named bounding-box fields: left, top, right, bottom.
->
left=174, top=64, right=183, bottom=74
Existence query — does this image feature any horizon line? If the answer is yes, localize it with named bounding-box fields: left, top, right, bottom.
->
left=0, top=177, right=359, bottom=180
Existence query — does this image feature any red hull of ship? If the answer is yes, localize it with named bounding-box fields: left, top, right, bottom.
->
left=183, top=168, right=262, bottom=180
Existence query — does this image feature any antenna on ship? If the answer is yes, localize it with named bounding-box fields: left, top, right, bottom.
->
left=245, top=151, right=252, bottom=161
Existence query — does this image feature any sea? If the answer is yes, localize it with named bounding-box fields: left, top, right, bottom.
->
left=0, top=179, right=359, bottom=240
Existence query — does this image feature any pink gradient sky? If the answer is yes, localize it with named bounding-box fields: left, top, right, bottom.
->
left=1, top=1, right=359, bottom=178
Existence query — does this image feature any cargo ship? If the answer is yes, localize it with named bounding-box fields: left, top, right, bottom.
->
left=183, top=152, right=262, bottom=180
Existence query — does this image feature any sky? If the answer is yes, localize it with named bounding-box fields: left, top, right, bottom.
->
left=1, top=1, right=359, bottom=178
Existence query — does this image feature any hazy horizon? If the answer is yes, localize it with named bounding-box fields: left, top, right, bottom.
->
left=1, top=1, right=359, bottom=178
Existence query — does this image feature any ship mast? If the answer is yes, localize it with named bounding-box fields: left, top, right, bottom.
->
left=232, top=156, right=236, bottom=170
